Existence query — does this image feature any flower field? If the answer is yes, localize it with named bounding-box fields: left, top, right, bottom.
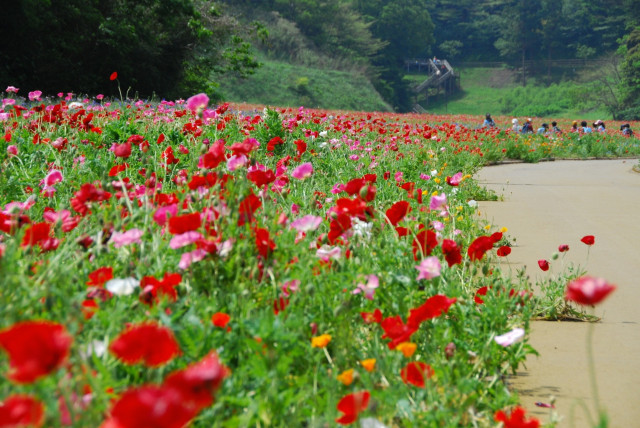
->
left=0, top=90, right=636, bottom=427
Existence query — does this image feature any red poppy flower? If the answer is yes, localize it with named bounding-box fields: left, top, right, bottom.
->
left=496, top=246, right=511, bottom=257
left=0, top=395, right=44, bottom=427
left=254, top=227, right=276, bottom=258
left=0, top=321, right=72, bottom=383
left=565, top=276, right=616, bottom=306
left=360, top=309, right=382, bottom=324
left=537, top=259, right=550, bottom=271
left=168, top=212, right=201, bottom=235
left=112, top=142, right=131, bottom=158
left=21, top=222, right=51, bottom=248
left=328, top=213, right=352, bottom=244
left=164, top=352, right=228, bottom=411
left=474, top=286, right=489, bottom=304
left=494, top=406, right=540, bottom=428
left=558, top=244, right=569, bottom=252
left=109, top=72, right=118, bottom=81
left=467, top=235, right=494, bottom=261
left=109, top=323, right=181, bottom=367
left=335, top=391, right=370, bottom=425
left=102, top=385, right=197, bottom=428
left=380, top=316, right=418, bottom=350
left=139, top=273, right=182, bottom=306
left=238, top=192, right=262, bottom=226
left=441, top=239, right=462, bottom=267
left=580, top=235, right=595, bottom=246
left=247, top=169, right=276, bottom=188
left=412, top=229, right=438, bottom=260
left=87, top=266, right=113, bottom=287
left=211, top=312, right=230, bottom=328
left=407, top=294, right=456, bottom=328
left=400, top=361, right=434, bottom=388
left=385, top=201, right=411, bottom=226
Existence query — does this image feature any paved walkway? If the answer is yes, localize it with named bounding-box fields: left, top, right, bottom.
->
left=476, top=159, right=640, bottom=428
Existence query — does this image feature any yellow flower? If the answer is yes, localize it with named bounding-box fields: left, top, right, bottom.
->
left=484, top=224, right=491, bottom=230
left=500, top=227, right=508, bottom=233
left=337, top=368, right=354, bottom=385
left=457, top=216, right=464, bottom=222
left=434, top=177, right=441, bottom=184
left=360, top=358, right=376, bottom=372
left=311, top=334, right=332, bottom=348
left=431, top=191, right=438, bottom=196
left=396, top=342, right=417, bottom=358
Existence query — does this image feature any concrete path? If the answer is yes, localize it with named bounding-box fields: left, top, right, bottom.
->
left=475, top=159, right=640, bottom=428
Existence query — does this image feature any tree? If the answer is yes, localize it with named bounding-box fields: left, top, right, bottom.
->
left=354, top=0, right=435, bottom=111
left=0, top=0, right=259, bottom=99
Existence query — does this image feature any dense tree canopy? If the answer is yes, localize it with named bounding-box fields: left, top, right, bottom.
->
left=0, top=0, right=259, bottom=99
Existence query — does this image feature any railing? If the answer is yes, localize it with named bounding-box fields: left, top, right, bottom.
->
left=413, top=59, right=455, bottom=93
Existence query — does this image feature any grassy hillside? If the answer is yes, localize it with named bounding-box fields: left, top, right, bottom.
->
left=409, top=66, right=612, bottom=119
left=217, top=58, right=392, bottom=112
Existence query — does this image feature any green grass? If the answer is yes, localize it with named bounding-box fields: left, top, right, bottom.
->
left=217, top=58, right=392, bottom=112
left=408, top=67, right=611, bottom=120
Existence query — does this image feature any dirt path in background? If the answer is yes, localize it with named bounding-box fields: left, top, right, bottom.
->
left=475, top=159, right=640, bottom=428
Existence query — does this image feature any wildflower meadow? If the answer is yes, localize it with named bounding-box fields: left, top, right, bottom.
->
left=0, top=88, right=633, bottom=427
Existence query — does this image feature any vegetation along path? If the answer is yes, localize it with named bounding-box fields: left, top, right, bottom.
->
left=476, top=159, right=640, bottom=428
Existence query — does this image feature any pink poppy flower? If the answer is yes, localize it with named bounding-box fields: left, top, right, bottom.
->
left=227, top=154, right=248, bottom=171
left=178, top=249, right=208, bottom=269
left=153, top=204, right=178, bottom=227
left=446, top=172, right=463, bottom=186
left=7, top=145, right=18, bottom=156
left=290, top=215, right=322, bottom=232
left=169, top=231, right=203, bottom=249
left=28, top=90, right=42, bottom=101
left=110, top=229, right=143, bottom=248
left=186, top=93, right=209, bottom=113
left=353, top=274, right=379, bottom=300
left=415, top=256, right=442, bottom=280
left=291, top=162, right=313, bottom=180
left=5, top=86, right=19, bottom=93
left=429, top=193, right=447, bottom=211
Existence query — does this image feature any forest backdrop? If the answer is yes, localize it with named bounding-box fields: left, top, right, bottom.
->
left=2, top=0, right=640, bottom=117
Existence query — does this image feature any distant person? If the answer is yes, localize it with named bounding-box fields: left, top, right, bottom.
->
left=537, top=123, right=549, bottom=134
left=483, top=113, right=496, bottom=128
left=594, top=120, right=606, bottom=133
left=551, top=121, right=562, bottom=134
left=511, top=118, right=522, bottom=133
left=521, top=118, right=534, bottom=134
left=580, top=121, right=592, bottom=133
left=621, top=123, right=634, bottom=136
left=433, top=56, right=441, bottom=66
left=571, top=120, right=579, bottom=132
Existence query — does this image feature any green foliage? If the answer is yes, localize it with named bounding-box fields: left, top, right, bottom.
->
left=217, top=59, right=392, bottom=112
left=0, top=0, right=260, bottom=99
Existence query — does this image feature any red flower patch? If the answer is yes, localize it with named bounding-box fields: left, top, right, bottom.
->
left=168, top=212, right=201, bottom=235
left=494, top=406, right=540, bottom=428
left=400, top=361, right=434, bottom=388
left=109, top=323, right=181, bottom=367
left=537, top=259, right=550, bottom=271
left=385, top=201, right=410, bottom=226
left=335, top=391, right=370, bottom=425
left=407, top=294, right=456, bottom=328
left=441, top=239, right=462, bottom=267
left=467, top=235, right=494, bottom=261
left=0, top=395, right=44, bottom=427
left=164, top=351, right=228, bottom=411
left=566, top=276, right=616, bottom=306
left=580, top=235, right=595, bottom=246
left=412, top=229, right=438, bottom=260
left=0, top=321, right=72, bottom=384
left=496, top=245, right=511, bottom=257
left=102, top=385, right=197, bottom=428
